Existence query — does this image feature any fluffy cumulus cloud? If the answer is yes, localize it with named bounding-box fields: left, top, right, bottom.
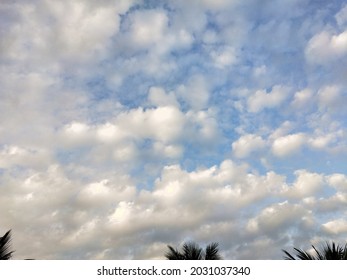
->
left=291, top=88, right=313, bottom=108
left=327, top=174, right=347, bottom=190
left=1, top=0, right=347, bottom=260
left=306, top=29, right=347, bottom=64
left=281, top=170, right=324, bottom=199
left=247, top=85, right=290, bottom=113
left=125, top=8, right=193, bottom=54
left=246, top=202, right=309, bottom=236
left=322, top=219, right=347, bottom=235
left=177, top=75, right=210, bottom=110
left=272, top=133, right=306, bottom=157
left=0, top=0, right=127, bottom=67
left=232, top=134, right=266, bottom=158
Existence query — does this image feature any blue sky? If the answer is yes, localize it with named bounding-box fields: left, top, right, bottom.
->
left=1, top=0, right=347, bottom=259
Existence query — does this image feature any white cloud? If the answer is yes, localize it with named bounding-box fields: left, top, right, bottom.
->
left=332, top=30, right=347, bottom=53
left=291, top=88, right=313, bottom=108
left=306, top=29, right=347, bottom=64
left=148, top=87, right=179, bottom=108
left=177, top=75, right=210, bottom=110
left=318, top=85, right=344, bottom=110
left=51, top=2, right=120, bottom=57
left=253, top=65, right=267, bottom=78
left=168, top=0, right=208, bottom=35
left=235, top=237, right=286, bottom=260
left=282, top=170, right=324, bottom=199
left=304, top=119, right=346, bottom=154
left=272, top=133, right=306, bottom=157
left=247, top=85, right=289, bottom=113
left=96, top=123, right=126, bottom=144
left=0, top=156, right=344, bottom=259
left=232, top=134, right=266, bottom=158
left=270, top=121, right=295, bottom=139
left=77, top=179, right=136, bottom=207
left=246, top=201, right=307, bottom=235
left=61, top=122, right=94, bottom=147
left=335, top=4, right=347, bottom=27
left=65, top=122, right=89, bottom=135
left=58, top=104, right=223, bottom=164
left=153, top=142, right=183, bottom=159
left=108, top=201, right=135, bottom=225
left=185, top=109, right=219, bottom=144
left=0, top=145, right=52, bottom=169
left=322, top=219, right=347, bottom=235
left=109, top=106, right=185, bottom=144
left=150, top=160, right=282, bottom=214
left=0, top=165, right=79, bottom=259
left=327, top=174, right=347, bottom=191
left=2, top=0, right=126, bottom=66
left=111, top=143, right=137, bottom=162
left=125, top=8, right=193, bottom=56
left=0, top=72, right=59, bottom=145
left=308, top=135, right=334, bottom=150
left=214, top=160, right=249, bottom=184
left=57, top=105, right=188, bottom=164
left=128, top=9, right=168, bottom=48
left=210, top=46, right=238, bottom=68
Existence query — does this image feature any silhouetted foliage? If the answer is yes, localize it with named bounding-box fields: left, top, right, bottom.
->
left=283, top=242, right=347, bottom=260
left=0, top=230, right=14, bottom=260
left=165, top=241, right=222, bottom=260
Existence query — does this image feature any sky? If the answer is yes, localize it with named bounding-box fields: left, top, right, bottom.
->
left=0, top=0, right=347, bottom=260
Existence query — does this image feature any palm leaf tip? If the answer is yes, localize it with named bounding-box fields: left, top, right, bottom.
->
left=205, top=242, right=222, bottom=260
left=294, top=247, right=316, bottom=260
left=165, top=241, right=222, bottom=260
left=165, top=245, right=184, bottom=260
left=0, top=230, right=14, bottom=260
left=283, top=241, right=347, bottom=260
left=321, top=241, right=346, bottom=260
left=183, top=242, right=203, bottom=260
left=282, top=249, right=296, bottom=260
left=342, top=244, right=347, bottom=260
left=311, top=245, right=324, bottom=260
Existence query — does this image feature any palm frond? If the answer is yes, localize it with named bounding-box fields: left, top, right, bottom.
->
left=282, top=249, right=296, bottom=260
left=311, top=245, right=324, bottom=260
left=165, top=241, right=222, bottom=260
left=165, top=245, right=184, bottom=260
left=182, top=242, right=203, bottom=260
left=0, top=230, right=14, bottom=260
left=283, top=241, right=347, bottom=260
left=205, top=242, right=222, bottom=260
left=293, top=247, right=316, bottom=260
left=321, top=242, right=344, bottom=260
left=341, top=244, right=347, bottom=260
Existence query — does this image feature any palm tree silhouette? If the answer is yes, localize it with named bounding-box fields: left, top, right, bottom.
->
left=283, top=242, right=347, bottom=260
left=165, top=241, right=222, bottom=260
left=0, top=230, right=14, bottom=260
